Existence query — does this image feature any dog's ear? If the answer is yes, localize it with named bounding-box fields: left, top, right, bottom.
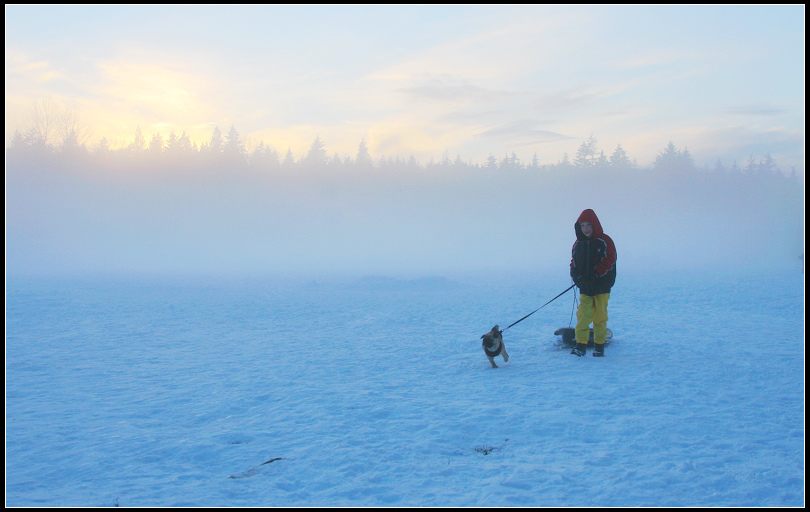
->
left=491, top=325, right=499, bottom=332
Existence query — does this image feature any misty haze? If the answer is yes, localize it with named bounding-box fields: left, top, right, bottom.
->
left=6, top=131, right=803, bottom=279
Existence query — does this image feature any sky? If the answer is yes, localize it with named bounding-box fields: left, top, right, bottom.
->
left=4, top=5, right=805, bottom=172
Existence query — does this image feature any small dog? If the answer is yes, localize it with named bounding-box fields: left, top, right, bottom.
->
left=481, top=325, right=509, bottom=368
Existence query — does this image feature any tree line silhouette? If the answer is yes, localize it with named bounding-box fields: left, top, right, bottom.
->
left=6, top=98, right=803, bottom=229
left=7, top=120, right=801, bottom=183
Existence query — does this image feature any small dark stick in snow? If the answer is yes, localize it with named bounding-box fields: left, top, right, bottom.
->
left=229, top=458, right=283, bottom=479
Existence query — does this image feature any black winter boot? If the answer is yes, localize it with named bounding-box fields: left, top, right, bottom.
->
left=593, top=343, right=605, bottom=357
left=571, top=343, right=587, bottom=357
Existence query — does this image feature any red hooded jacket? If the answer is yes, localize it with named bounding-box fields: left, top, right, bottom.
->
left=570, top=209, right=616, bottom=295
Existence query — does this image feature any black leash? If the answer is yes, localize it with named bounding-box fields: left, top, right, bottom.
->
left=500, top=284, right=576, bottom=333
left=569, top=283, right=578, bottom=328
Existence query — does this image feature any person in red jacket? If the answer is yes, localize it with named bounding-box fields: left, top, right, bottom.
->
left=570, top=209, right=616, bottom=357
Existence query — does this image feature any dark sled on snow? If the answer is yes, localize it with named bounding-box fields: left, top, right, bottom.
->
left=554, top=327, right=613, bottom=347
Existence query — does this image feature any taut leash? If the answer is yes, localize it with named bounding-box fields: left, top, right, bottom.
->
left=500, top=284, right=576, bottom=333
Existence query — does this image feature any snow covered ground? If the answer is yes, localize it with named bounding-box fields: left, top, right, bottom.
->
left=5, top=270, right=804, bottom=507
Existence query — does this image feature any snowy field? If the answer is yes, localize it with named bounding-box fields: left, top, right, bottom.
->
left=5, top=270, right=805, bottom=507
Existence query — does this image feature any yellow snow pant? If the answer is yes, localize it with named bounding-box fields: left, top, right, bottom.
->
left=575, top=293, right=610, bottom=345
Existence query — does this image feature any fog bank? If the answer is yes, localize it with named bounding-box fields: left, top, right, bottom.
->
left=6, top=157, right=804, bottom=279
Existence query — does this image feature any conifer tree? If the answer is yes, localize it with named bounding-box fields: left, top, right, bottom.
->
left=573, top=135, right=599, bottom=169
left=129, top=126, right=146, bottom=153
left=209, top=126, right=223, bottom=154
left=355, top=139, right=372, bottom=168
left=304, top=136, right=327, bottom=166
left=223, top=125, right=244, bottom=159
left=609, top=144, right=632, bottom=169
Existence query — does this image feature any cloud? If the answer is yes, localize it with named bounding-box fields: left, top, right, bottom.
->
left=4, top=50, right=62, bottom=88
left=96, top=61, right=200, bottom=117
left=6, top=58, right=49, bottom=75
left=722, top=102, right=786, bottom=117
left=616, top=48, right=693, bottom=70
left=530, top=88, right=603, bottom=117
left=399, top=79, right=498, bottom=104
left=477, top=119, right=571, bottom=144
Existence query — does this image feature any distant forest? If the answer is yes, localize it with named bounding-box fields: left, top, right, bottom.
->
left=6, top=120, right=803, bottom=183
left=5, top=100, right=803, bottom=183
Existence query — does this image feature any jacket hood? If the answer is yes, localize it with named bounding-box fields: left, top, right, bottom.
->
left=575, top=209, right=604, bottom=240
